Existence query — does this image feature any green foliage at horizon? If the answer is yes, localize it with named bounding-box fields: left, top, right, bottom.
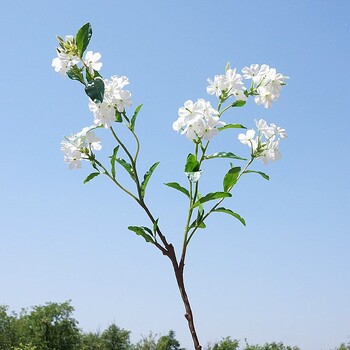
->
left=1, top=301, right=348, bottom=350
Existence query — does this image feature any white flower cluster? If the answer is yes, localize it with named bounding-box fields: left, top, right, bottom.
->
left=54, top=34, right=134, bottom=168
left=174, top=64, right=288, bottom=143
left=173, top=99, right=225, bottom=141
left=242, top=64, right=288, bottom=108
left=238, top=119, right=287, bottom=164
left=51, top=35, right=102, bottom=77
left=207, top=68, right=247, bottom=102
left=61, top=126, right=101, bottom=170
left=89, top=75, right=133, bottom=128
left=206, top=64, right=288, bottom=109
left=52, top=35, right=79, bottom=76
left=52, top=52, right=79, bottom=76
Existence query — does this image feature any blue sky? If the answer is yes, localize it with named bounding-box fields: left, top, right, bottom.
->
left=1, top=1, right=349, bottom=349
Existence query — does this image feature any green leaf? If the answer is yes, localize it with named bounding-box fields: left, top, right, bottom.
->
left=189, top=219, right=206, bottom=229
left=115, top=110, right=123, bottom=123
left=128, top=226, right=154, bottom=244
left=231, top=100, right=246, bottom=107
left=67, top=65, right=85, bottom=85
left=85, top=77, right=105, bottom=103
left=130, top=104, right=143, bottom=131
left=141, top=162, right=160, bottom=198
left=164, top=182, right=190, bottom=198
left=76, top=23, right=92, bottom=57
left=56, top=35, right=65, bottom=49
left=142, top=226, right=154, bottom=236
left=244, top=170, right=270, bottom=180
left=91, top=161, right=99, bottom=172
left=184, top=154, right=200, bottom=172
left=214, top=207, right=246, bottom=226
left=83, top=172, right=100, bottom=184
left=93, top=70, right=102, bottom=78
left=192, top=192, right=232, bottom=208
left=219, top=123, right=247, bottom=131
left=196, top=193, right=204, bottom=217
left=205, top=152, right=246, bottom=161
left=110, top=146, right=119, bottom=179
left=189, top=208, right=205, bottom=229
left=85, top=69, right=94, bottom=83
left=196, top=204, right=206, bottom=228
left=153, top=218, right=159, bottom=234
left=116, top=158, right=135, bottom=180
left=123, top=114, right=130, bottom=123
left=223, top=167, right=241, bottom=192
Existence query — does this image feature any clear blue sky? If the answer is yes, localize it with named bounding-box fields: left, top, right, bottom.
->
left=1, top=1, right=349, bottom=349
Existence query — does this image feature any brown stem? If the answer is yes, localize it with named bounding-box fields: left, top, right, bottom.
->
left=139, top=200, right=170, bottom=251
left=139, top=200, right=202, bottom=349
left=105, top=175, right=201, bottom=347
left=167, top=246, right=202, bottom=350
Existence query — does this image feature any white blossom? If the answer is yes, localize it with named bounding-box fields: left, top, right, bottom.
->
left=255, top=119, right=288, bottom=140
left=52, top=52, right=79, bottom=76
left=84, top=51, right=103, bottom=74
left=238, top=121, right=287, bottom=164
left=114, top=89, right=133, bottom=112
left=61, top=142, right=83, bottom=170
left=270, top=123, right=288, bottom=139
left=61, top=136, right=84, bottom=170
left=182, top=117, right=206, bottom=140
left=255, top=119, right=275, bottom=138
left=266, top=68, right=288, bottom=95
left=201, top=127, right=220, bottom=141
left=178, top=100, right=204, bottom=123
left=260, top=138, right=282, bottom=164
left=61, top=126, right=102, bottom=169
left=77, top=126, right=102, bottom=151
left=105, top=75, right=130, bottom=96
left=87, top=75, right=133, bottom=127
left=172, top=117, right=185, bottom=132
left=225, top=68, right=245, bottom=97
left=52, top=35, right=80, bottom=76
left=254, top=86, right=276, bottom=109
left=242, top=64, right=260, bottom=81
left=174, top=99, right=224, bottom=141
left=238, top=129, right=257, bottom=151
left=206, top=68, right=246, bottom=101
left=242, top=64, right=288, bottom=108
left=103, top=76, right=133, bottom=113
left=89, top=100, right=116, bottom=128
left=242, top=64, right=269, bottom=84
left=206, top=75, right=228, bottom=97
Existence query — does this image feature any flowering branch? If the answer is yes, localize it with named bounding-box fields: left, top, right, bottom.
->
left=52, top=23, right=289, bottom=350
